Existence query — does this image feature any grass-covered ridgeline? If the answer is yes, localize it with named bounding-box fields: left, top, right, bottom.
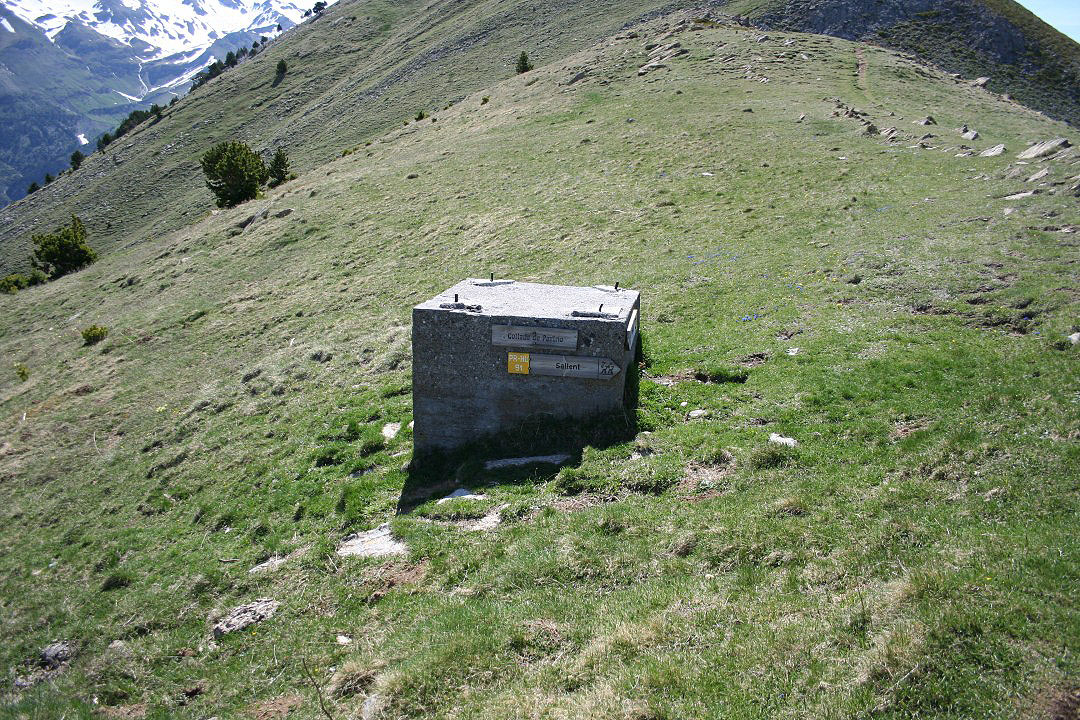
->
left=1, top=14, right=1077, bottom=719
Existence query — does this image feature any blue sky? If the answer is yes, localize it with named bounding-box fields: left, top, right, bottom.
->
left=1015, top=0, right=1080, bottom=42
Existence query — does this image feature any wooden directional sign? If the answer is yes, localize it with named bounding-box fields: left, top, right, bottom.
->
left=492, top=324, right=578, bottom=350
left=507, top=352, right=620, bottom=380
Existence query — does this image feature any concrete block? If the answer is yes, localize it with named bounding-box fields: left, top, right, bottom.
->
left=412, top=279, right=640, bottom=457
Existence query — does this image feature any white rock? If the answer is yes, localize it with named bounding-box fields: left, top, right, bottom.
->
left=212, top=598, right=279, bottom=639
left=961, top=130, right=979, bottom=141
left=687, top=409, right=709, bottom=419
left=381, top=422, right=401, bottom=440
left=484, top=454, right=570, bottom=470
left=786, top=347, right=800, bottom=356
left=680, top=401, right=689, bottom=407
left=1004, top=190, right=1035, bottom=200
left=769, top=433, right=797, bottom=447
left=249, top=556, right=287, bottom=574
left=336, top=635, right=353, bottom=645
left=407, top=420, right=414, bottom=430
left=1026, top=167, right=1049, bottom=183
left=979, top=144, right=1006, bottom=157
left=436, top=488, right=486, bottom=504
left=337, top=523, right=407, bottom=558
left=1017, top=138, right=1070, bottom=160
left=1069, top=332, right=1080, bottom=345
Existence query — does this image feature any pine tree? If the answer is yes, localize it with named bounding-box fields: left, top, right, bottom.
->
left=27, top=181, right=40, bottom=194
left=70, top=150, right=85, bottom=170
left=30, top=215, right=97, bottom=279
left=44, top=173, right=54, bottom=184
left=276, top=59, right=288, bottom=76
left=200, top=141, right=269, bottom=207
left=225, top=50, right=237, bottom=67
left=268, top=148, right=292, bottom=187
left=515, top=51, right=533, bottom=74
left=97, top=132, right=112, bottom=151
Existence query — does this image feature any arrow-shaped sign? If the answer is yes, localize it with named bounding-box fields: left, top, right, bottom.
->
left=507, top=352, right=621, bottom=380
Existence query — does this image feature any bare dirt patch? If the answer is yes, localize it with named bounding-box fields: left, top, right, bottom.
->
left=97, top=705, right=148, bottom=719
left=246, top=694, right=303, bottom=720
left=891, top=418, right=928, bottom=441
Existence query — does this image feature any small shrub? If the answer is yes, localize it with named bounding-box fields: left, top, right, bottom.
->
left=415, top=109, right=427, bottom=121
left=30, top=215, right=97, bottom=279
left=26, top=181, right=40, bottom=194
left=268, top=148, right=295, bottom=188
left=81, top=325, right=108, bottom=345
left=28, top=269, right=48, bottom=285
left=1, top=273, right=28, bottom=294
left=515, top=51, right=533, bottom=74
left=481, top=96, right=489, bottom=105
left=14, top=363, right=29, bottom=382
left=276, top=59, right=288, bottom=76
left=200, top=141, right=268, bottom=207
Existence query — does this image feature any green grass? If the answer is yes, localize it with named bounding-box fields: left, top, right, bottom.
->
left=0, top=14, right=1077, bottom=719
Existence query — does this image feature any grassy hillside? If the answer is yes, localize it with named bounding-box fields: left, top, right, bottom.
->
left=0, top=0, right=688, bottom=275
left=2, top=9, right=1078, bottom=719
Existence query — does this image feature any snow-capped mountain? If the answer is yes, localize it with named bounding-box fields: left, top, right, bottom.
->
left=0, top=0, right=335, bottom=206
left=3, top=0, right=325, bottom=95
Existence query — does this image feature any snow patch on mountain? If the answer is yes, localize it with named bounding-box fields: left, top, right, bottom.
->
left=0, top=17, right=13, bottom=32
left=2, top=0, right=333, bottom=61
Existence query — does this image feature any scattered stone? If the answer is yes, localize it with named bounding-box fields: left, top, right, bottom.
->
left=786, top=347, right=800, bottom=356
left=1004, top=190, right=1035, bottom=200
left=880, top=126, right=898, bottom=139
left=337, top=524, right=407, bottom=558
left=1026, top=167, right=1049, bottom=183
left=336, top=635, right=353, bottom=645
left=797, top=113, right=805, bottom=122
left=249, top=547, right=308, bottom=574
left=484, top=454, right=570, bottom=470
left=755, top=34, right=769, bottom=42
left=212, top=598, right=278, bottom=639
left=437, top=488, right=486, bottom=504
left=310, top=349, right=332, bottom=362
left=973, top=76, right=990, bottom=87
left=768, top=433, right=797, bottom=447
left=961, top=129, right=979, bottom=141
left=566, top=70, right=588, bottom=85
left=913, top=115, right=936, bottom=125
left=1069, top=332, right=1080, bottom=346
left=406, top=172, right=419, bottom=179
left=381, top=422, right=401, bottom=440
left=40, top=642, right=75, bottom=669
left=979, top=144, right=1006, bottom=157
left=687, top=409, right=709, bottom=419
left=273, top=208, right=293, bottom=218
left=1017, top=138, right=1070, bottom=160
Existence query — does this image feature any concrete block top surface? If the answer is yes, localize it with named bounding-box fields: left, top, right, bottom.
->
left=415, top=279, right=639, bottom=323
